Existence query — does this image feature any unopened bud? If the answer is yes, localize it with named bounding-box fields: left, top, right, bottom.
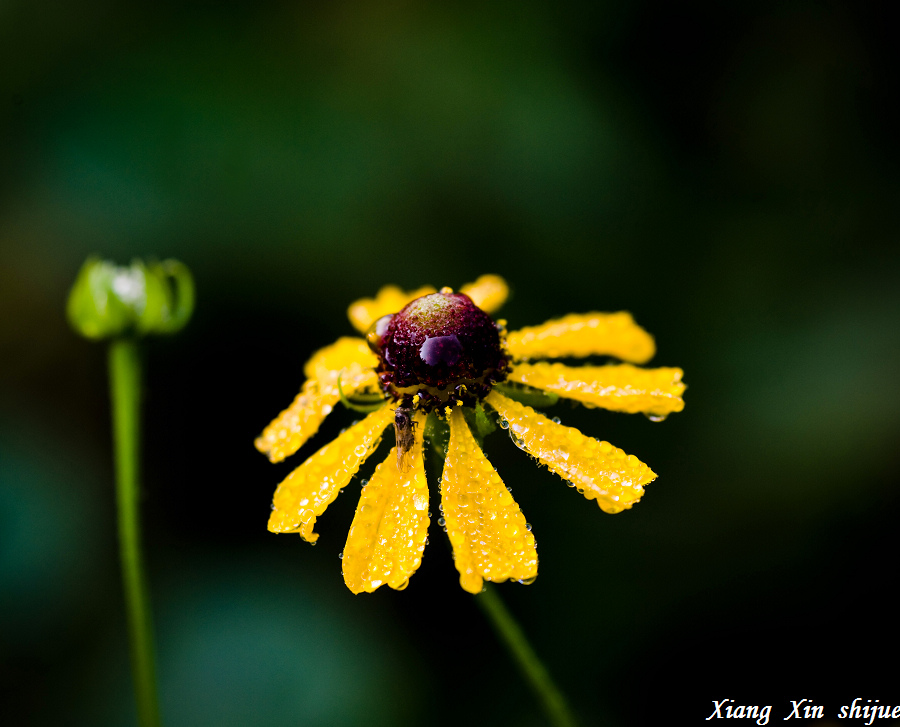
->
left=67, top=257, right=194, bottom=340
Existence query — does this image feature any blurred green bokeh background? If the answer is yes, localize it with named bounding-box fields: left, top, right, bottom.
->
left=2, top=1, right=898, bottom=725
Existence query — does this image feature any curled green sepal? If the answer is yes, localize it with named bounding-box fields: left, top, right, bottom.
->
left=67, top=257, right=194, bottom=340
left=337, top=372, right=385, bottom=413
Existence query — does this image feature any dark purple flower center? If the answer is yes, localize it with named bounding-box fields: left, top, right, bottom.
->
left=368, top=291, right=509, bottom=412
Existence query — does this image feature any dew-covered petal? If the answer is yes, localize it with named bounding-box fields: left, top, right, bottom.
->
left=254, top=380, right=342, bottom=463
left=302, top=337, right=378, bottom=379
left=342, top=413, right=430, bottom=594
left=506, top=312, right=656, bottom=364
left=486, top=391, right=656, bottom=514
left=347, top=285, right=437, bottom=333
left=508, top=362, right=685, bottom=417
left=441, top=409, right=537, bottom=594
left=255, top=338, right=380, bottom=463
left=459, top=274, right=509, bottom=315
left=268, top=405, right=394, bottom=540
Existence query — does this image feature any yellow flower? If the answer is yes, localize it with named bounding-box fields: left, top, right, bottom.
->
left=256, top=275, right=685, bottom=594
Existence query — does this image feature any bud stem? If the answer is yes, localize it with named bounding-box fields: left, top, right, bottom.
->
left=109, top=339, right=162, bottom=727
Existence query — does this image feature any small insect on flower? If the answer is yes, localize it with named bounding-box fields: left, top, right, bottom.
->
left=393, top=405, right=417, bottom=473
left=256, top=275, right=685, bottom=594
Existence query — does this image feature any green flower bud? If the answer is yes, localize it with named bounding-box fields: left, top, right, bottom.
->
left=67, top=257, right=194, bottom=340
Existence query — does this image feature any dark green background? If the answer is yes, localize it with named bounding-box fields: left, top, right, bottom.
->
left=2, top=1, right=898, bottom=725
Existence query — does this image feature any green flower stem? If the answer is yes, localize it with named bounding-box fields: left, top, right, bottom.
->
left=476, top=585, right=579, bottom=727
left=108, top=338, right=162, bottom=727
left=428, top=429, right=576, bottom=726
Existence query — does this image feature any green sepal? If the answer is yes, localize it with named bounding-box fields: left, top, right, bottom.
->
left=337, top=373, right=386, bottom=412
left=144, top=260, right=194, bottom=334
left=493, top=382, right=559, bottom=408
left=462, top=402, right=496, bottom=447
left=67, top=257, right=134, bottom=339
left=423, top=411, right=450, bottom=461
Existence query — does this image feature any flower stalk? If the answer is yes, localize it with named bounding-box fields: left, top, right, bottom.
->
left=68, top=256, right=193, bottom=727
left=109, top=338, right=161, bottom=727
left=429, top=421, right=578, bottom=727
left=476, top=584, right=579, bottom=727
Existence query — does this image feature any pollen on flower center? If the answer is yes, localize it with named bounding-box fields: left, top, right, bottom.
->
left=368, top=291, right=509, bottom=412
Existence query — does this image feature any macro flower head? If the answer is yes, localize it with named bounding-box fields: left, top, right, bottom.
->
left=256, top=275, right=685, bottom=594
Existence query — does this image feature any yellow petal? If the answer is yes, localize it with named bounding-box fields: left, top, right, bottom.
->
left=342, top=413, right=430, bottom=593
left=302, top=336, right=377, bottom=379
left=256, top=338, right=380, bottom=463
left=506, top=312, right=656, bottom=364
left=268, top=405, right=394, bottom=540
left=441, top=408, right=537, bottom=594
left=486, top=391, right=656, bottom=514
left=459, top=274, right=509, bottom=314
left=508, top=362, right=685, bottom=418
left=347, top=284, right=437, bottom=333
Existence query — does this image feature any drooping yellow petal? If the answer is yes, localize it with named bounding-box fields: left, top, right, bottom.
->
left=342, top=413, right=430, bottom=593
left=441, top=408, right=537, bottom=594
left=506, top=312, right=656, bottom=364
left=347, top=284, right=437, bottom=333
left=508, top=362, right=685, bottom=418
left=255, top=338, right=380, bottom=463
left=486, top=391, right=656, bottom=514
left=254, top=380, right=342, bottom=463
left=268, top=405, right=394, bottom=540
left=459, top=274, right=509, bottom=315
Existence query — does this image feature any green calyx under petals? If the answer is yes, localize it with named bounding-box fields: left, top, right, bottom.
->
left=462, top=402, right=496, bottom=446
left=423, top=411, right=450, bottom=458
left=67, top=257, right=194, bottom=340
left=493, top=382, right=559, bottom=409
